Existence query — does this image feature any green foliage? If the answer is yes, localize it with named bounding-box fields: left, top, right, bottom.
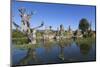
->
left=12, top=30, right=27, bottom=38
left=12, top=30, right=29, bottom=44
left=13, top=38, right=29, bottom=44
left=79, top=18, right=89, bottom=33
left=76, top=37, right=95, bottom=46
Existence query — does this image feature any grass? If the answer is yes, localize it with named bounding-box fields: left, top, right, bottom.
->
left=14, top=40, right=56, bottom=49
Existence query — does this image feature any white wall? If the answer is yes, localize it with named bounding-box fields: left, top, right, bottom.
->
left=0, top=0, right=100, bottom=67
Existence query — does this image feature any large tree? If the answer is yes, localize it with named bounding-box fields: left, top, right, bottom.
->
left=79, top=18, right=89, bottom=34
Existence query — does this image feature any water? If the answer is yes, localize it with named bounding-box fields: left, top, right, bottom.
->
left=12, top=39, right=96, bottom=66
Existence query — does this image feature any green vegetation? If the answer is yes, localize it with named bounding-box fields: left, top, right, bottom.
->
left=79, top=18, right=89, bottom=34
left=12, top=30, right=29, bottom=44
left=14, top=40, right=57, bottom=50
left=76, top=37, right=95, bottom=45
left=12, top=30, right=27, bottom=38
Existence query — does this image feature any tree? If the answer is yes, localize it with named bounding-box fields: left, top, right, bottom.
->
left=79, top=18, right=89, bottom=34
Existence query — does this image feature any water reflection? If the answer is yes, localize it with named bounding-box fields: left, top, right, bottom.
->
left=12, top=38, right=96, bottom=66
left=18, top=45, right=39, bottom=65
left=43, top=40, right=53, bottom=53
left=79, top=43, right=91, bottom=55
left=76, top=38, right=95, bottom=55
left=58, top=39, right=73, bottom=61
left=58, top=40, right=65, bottom=61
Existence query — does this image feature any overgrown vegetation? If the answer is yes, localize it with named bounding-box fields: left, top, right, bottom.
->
left=12, top=30, right=29, bottom=44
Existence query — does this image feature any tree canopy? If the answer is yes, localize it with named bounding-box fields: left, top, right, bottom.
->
left=79, top=18, right=89, bottom=33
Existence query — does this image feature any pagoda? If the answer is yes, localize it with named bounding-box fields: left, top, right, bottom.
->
left=66, top=26, right=73, bottom=38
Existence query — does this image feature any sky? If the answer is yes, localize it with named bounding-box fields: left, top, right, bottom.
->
left=12, top=0, right=96, bottom=31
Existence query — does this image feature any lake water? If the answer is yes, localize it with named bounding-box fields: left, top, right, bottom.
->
left=12, top=39, right=96, bottom=66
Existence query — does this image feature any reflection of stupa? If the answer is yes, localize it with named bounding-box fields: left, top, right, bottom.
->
left=58, top=41, right=65, bottom=61
left=66, top=26, right=73, bottom=38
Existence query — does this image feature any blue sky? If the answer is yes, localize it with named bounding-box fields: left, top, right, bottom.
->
left=12, top=0, right=96, bottom=31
